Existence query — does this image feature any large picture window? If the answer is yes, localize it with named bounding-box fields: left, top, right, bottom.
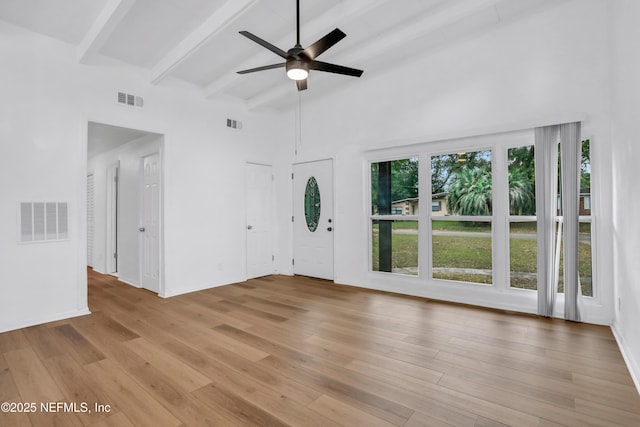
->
left=366, top=130, right=596, bottom=311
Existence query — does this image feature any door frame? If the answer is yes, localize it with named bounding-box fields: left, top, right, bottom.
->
left=87, top=172, right=95, bottom=268
left=84, top=120, right=166, bottom=304
left=106, top=161, right=119, bottom=275
left=292, top=158, right=335, bottom=280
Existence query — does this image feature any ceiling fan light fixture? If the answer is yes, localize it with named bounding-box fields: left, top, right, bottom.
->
left=286, top=59, right=309, bottom=81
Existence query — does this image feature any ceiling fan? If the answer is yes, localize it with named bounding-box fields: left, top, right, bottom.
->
left=236, top=0, right=364, bottom=91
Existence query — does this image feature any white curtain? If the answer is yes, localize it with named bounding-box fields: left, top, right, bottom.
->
left=535, top=125, right=559, bottom=317
left=560, top=122, right=582, bottom=322
left=535, top=122, right=582, bottom=320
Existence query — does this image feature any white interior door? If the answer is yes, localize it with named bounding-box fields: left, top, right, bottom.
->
left=293, top=159, right=334, bottom=280
left=245, top=163, right=274, bottom=279
left=140, top=153, right=160, bottom=293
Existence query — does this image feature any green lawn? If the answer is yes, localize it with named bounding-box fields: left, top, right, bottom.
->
left=371, top=223, right=418, bottom=274
left=432, top=233, right=492, bottom=284
left=372, top=220, right=593, bottom=295
left=431, top=220, right=590, bottom=233
left=432, top=220, right=491, bottom=232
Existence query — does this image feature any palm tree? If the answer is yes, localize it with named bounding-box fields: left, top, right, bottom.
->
left=446, top=167, right=535, bottom=216
left=446, top=167, right=492, bottom=216
left=508, top=170, right=535, bottom=215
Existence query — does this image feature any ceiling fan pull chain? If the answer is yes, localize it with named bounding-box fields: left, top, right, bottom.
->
left=296, top=0, right=301, bottom=46
left=298, top=91, right=302, bottom=149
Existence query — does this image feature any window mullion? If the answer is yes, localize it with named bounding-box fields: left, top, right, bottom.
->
left=493, top=145, right=509, bottom=291
left=419, top=152, right=430, bottom=281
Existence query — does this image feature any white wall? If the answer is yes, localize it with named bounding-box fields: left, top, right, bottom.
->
left=0, top=20, right=286, bottom=332
left=275, top=0, right=614, bottom=324
left=609, top=0, right=640, bottom=391
left=87, top=133, right=162, bottom=286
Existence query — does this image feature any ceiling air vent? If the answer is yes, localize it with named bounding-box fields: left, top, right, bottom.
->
left=117, top=92, right=143, bottom=108
left=226, top=118, right=242, bottom=130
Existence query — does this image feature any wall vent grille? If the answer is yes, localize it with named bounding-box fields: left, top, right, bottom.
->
left=226, top=118, right=242, bottom=129
left=20, top=202, right=69, bottom=243
left=117, top=92, right=143, bottom=108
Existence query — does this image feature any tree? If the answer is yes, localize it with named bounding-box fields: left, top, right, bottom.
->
left=431, top=154, right=458, bottom=194
left=446, top=167, right=492, bottom=216
left=508, top=169, right=535, bottom=215
left=431, top=151, right=491, bottom=193
left=391, top=157, right=419, bottom=200
left=508, top=146, right=536, bottom=215
left=371, top=158, right=419, bottom=214
left=446, top=166, right=535, bottom=216
left=580, top=139, right=591, bottom=191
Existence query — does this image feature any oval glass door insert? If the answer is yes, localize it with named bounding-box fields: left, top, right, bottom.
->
left=304, top=177, right=321, bottom=232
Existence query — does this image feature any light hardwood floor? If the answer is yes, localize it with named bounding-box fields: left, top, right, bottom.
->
left=1, top=270, right=639, bottom=426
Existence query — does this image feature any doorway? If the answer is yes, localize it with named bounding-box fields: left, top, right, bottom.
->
left=292, top=159, right=334, bottom=280
left=87, top=122, right=163, bottom=294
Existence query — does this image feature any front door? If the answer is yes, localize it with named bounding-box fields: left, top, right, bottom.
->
left=245, top=163, right=274, bottom=279
left=140, top=153, right=160, bottom=293
left=293, top=159, right=334, bottom=280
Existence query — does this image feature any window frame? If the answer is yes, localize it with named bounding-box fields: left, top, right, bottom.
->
left=554, top=137, right=596, bottom=299
left=505, top=142, right=538, bottom=292
left=427, top=147, right=496, bottom=287
left=368, top=155, right=421, bottom=277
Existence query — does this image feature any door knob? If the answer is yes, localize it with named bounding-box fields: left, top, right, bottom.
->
left=139, top=227, right=146, bottom=232
left=327, top=227, right=333, bottom=232
left=247, top=225, right=253, bottom=230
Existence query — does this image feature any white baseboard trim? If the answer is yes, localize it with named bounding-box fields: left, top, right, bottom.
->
left=0, top=307, right=92, bottom=333
left=118, top=276, right=140, bottom=288
left=611, top=324, right=640, bottom=396
left=160, top=282, right=228, bottom=298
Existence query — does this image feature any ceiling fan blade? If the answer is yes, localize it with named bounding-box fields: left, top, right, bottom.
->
left=296, top=79, right=308, bottom=91
left=303, top=28, right=346, bottom=59
left=239, top=31, right=287, bottom=58
left=309, top=60, right=364, bottom=77
left=237, top=63, right=285, bottom=74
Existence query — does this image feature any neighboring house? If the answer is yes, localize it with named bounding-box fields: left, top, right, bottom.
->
left=391, top=197, right=419, bottom=215
left=431, top=193, right=449, bottom=217
left=580, top=191, right=591, bottom=216
left=390, top=192, right=450, bottom=216
left=558, top=192, right=591, bottom=215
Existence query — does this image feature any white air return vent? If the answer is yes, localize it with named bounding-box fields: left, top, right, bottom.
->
left=20, top=202, right=69, bottom=243
left=117, top=92, right=143, bottom=108
left=226, top=118, right=242, bottom=129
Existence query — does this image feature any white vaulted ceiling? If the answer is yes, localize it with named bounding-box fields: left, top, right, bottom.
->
left=0, top=0, right=566, bottom=110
